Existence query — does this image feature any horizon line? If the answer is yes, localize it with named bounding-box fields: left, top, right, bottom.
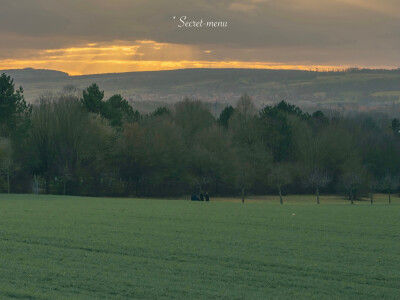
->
left=2, top=66, right=400, bottom=77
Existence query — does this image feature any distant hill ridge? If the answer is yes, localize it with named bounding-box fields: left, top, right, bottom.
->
left=2, top=67, right=400, bottom=80
left=0, top=68, right=69, bottom=80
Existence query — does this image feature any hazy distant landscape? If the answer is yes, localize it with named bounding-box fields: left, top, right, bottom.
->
left=3, top=67, right=400, bottom=115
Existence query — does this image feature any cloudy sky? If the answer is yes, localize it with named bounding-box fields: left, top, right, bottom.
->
left=0, top=0, right=399, bottom=75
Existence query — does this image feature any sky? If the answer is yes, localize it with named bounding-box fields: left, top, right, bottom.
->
left=0, top=0, right=399, bottom=75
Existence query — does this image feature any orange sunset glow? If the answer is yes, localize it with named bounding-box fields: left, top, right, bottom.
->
left=0, top=40, right=353, bottom=75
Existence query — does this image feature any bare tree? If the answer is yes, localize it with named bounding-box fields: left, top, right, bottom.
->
left=342, top=172, right=362, bottom=204
left=380, top=173, right=399, bottom=204
left=366, top=172, right=377, bottom=205
left=303, top=169, right=331, bottom=204
left=234, top=147, right=254, bottom=204
left=269, top=163, right=292, bottom=204
left=59, top=161, right=73, bottom=195
left=231, top=94, right=258, bottom=203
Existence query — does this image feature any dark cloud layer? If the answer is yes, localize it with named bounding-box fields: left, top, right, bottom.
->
left=0, top=0, right=399, bottom=68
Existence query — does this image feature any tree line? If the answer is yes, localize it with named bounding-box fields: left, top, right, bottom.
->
left=0, top=73, right=399, bottom=203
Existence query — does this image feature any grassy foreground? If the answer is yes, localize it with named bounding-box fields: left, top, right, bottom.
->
left=0, top=194, right=398, bottom=299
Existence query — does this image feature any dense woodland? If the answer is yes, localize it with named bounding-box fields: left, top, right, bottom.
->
left=1, top=73, right=400, bottom=202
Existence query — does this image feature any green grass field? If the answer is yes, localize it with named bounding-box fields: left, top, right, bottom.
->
left=0, top=194, right=399, bottom=299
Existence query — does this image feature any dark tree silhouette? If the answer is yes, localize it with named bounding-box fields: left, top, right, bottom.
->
left=81, top=83, right=104, bottom=113
left=303, top=169, right=331, bottom=204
